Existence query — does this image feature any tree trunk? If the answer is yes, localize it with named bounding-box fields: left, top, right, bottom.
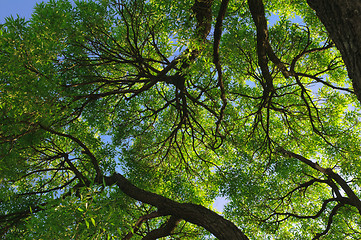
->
left=307, top=0, right=361, bottom=103
left=103, top=173, right=249, bottom=240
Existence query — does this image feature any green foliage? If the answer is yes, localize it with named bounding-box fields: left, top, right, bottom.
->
left=1, top=0, right=361, bottom=239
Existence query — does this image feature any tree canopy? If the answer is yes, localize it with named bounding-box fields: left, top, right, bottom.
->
left=1, top=0, right=361, bottom=239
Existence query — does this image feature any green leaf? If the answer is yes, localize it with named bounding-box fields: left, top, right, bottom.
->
left=91, top=217, right=96, bottom=227
left=85, top=220, right=89, bottom=229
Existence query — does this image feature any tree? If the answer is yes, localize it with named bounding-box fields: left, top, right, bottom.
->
left=307, top=0, right=361, bottom=104
left=1, top=0, right=361, bottom=239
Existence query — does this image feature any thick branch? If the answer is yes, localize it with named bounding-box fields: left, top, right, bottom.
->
left=103, top=173, right=249, bottom=240
left=248, top=0, right=290, bottom=79
left=248, top=0, right=275, bottom=92
left=122, top=211, right=163, bottom=240
left=312, top=202, right=345, bottom=240
left=142, top=216, right=181, bottom=240
left=213, top=0, right=229, bottom=135
left=280, top=149, right=361, bottom=213
left=192, top=0, right=214, bottom=40
left=39, top=125, right=102, bottom=180
left=307, top=0, right=361, bottom=104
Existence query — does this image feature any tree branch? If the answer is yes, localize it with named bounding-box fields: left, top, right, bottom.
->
left=213, top=0, right=229, bottom=136
left=122, top=211, right=164, bottom=240
left=142, top=216, right=181, bottom=240
left=39, top=125, right=102, bottom=181
left=312, top=202, right=345, bottom=240
left=279, top=149, right=361, bottom=214
left=102, top=173, right=249, bottom=240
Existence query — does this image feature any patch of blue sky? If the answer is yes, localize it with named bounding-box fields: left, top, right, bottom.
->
left=0, top=0, right=49, bottom=22
left=269, top=12, right=304, bottom=27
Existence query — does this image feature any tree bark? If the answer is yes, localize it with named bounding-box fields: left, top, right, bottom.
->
left=307, top=0, right=361, bottom=103
left=103, top=173, right=249, bottom=240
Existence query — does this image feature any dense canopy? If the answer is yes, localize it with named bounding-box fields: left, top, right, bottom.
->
left=1, top=0, right=361, bottom=239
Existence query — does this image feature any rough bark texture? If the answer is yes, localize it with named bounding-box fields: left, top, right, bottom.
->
left=307, top=0, right=361, bottom=103
left=103, top=173, right=249, bottom=240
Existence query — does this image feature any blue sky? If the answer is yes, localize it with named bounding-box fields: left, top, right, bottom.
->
left=0, top=0, right=47, bottom=23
